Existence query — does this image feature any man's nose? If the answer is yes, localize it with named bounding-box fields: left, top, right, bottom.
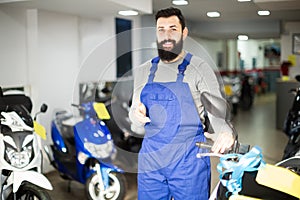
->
left=162, top=30, right=172, bottom=40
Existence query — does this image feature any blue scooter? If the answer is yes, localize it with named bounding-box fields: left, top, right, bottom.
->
left=45, top=101, right=127, bottom=200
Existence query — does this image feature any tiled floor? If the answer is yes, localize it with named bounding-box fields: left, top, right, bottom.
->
left=45, top=92, right=289, bottom=199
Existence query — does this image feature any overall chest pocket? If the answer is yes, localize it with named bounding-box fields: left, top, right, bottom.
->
left=147, top=93, right=180, bottom=127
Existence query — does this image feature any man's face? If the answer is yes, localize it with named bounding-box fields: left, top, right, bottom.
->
left=156, top=16, right=187, bottom=61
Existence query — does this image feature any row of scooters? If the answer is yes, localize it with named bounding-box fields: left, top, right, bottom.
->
left=0, top=86, right=139, bottom=200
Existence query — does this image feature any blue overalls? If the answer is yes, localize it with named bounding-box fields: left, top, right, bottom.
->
left=138, top=53, right=211, bottom=200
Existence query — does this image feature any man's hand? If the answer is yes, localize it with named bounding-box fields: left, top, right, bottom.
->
left=204, top=132, right=235, bottom=153
left=134, top=102, right=151, bottom=124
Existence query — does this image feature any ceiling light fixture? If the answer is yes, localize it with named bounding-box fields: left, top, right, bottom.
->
left=207, top=11, right=221, bottom=18
left=238, top=35, right=249, bottom=41
left=118, top=10, right=139, bottom=16
left=237, top=0, right=251, bottom=2
left=172, top=0, right=189, bottom=6
left=257, top=10, right=270, bottom=16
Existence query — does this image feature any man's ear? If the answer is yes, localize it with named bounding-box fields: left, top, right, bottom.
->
left=183, top=27, right=188, bottom=40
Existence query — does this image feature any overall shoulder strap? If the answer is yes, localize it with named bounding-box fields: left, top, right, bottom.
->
left=177, top=53, right=193, bottom=82
left=147, top=56, right=160, bottom=83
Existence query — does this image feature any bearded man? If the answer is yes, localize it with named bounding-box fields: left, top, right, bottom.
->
left=129, top=7, right=235, bottom=200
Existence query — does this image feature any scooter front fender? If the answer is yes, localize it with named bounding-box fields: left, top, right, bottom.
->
left=9, top=171, right=53, bottom=193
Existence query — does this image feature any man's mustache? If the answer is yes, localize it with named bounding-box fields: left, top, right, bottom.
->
left=159, top=39, right=176, bottom=45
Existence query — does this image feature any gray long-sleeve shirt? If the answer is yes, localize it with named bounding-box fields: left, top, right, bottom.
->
left=129, top=51, right=233, bottom=136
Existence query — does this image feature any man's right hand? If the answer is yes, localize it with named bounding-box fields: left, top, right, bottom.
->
left=134, top=102, right=151, bottom=124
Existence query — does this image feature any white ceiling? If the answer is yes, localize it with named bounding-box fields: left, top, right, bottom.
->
left=1, top=0, right=300, bottom=39
left=0, top=0, right=148, bottom=19
left=153, top=0, right=300, bottom=22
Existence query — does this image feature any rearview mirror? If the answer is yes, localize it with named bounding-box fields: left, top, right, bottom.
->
left=40, top=104, right=48, bottom=113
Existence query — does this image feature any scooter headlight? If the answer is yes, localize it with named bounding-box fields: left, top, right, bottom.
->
left=6, top=144, right=33, bottom=168
left=84, top=140, right=115, bottom=159
left=4, top=134, right=34, bottom=169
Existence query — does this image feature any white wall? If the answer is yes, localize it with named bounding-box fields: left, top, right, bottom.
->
left=227, top=40, right=238, bottom=71
left=0, top=6, right=28, bottom=87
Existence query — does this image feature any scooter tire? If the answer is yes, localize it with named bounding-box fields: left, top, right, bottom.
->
left=85, top=172, right=127, bottom=200
left=7, top=182, right=51, bottom=200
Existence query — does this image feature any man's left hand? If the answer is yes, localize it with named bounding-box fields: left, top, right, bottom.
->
left=204, top=132, right=235, bottom=153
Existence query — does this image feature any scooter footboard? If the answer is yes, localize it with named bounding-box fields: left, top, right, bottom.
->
left=102, top=162, right=124, bottom=174
left=8, top=171, right=53, bottom=193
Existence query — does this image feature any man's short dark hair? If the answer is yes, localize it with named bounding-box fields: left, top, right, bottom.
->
left=155, top=7, right=186, bottom=31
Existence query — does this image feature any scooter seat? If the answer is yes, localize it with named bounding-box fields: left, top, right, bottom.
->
left=256, top=163, right=300, bottom=198
left=62, top=117, right=83, bottom=126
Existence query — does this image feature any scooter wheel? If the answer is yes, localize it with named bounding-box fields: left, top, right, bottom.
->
left=7, top=182, right=51, bottom=200
left=85, top=172, right=127, bottom=200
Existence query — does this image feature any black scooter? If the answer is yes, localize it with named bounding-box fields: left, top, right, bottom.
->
left=239, top=74, right=254, bottom=110
left=282, top=75, right=300, bottom=160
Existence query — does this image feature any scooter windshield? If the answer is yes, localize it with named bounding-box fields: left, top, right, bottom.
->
left=1, top=105, right=33, bottom=128
left=201, top=91, right=236, bottom=137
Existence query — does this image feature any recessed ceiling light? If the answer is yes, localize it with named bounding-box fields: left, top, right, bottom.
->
left=172, top=0, right=189, bottom=6
left=207, top=11, right=221, bottom=18
left=238, top=35, right=249, bottom=41
left=118, top=10, right=139, bottom=16
left=257, top=10, right=270, bottom=16
left=237, top=0, right=251, bottom=2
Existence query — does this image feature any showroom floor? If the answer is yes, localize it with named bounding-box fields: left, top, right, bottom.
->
left=45, top=92, right=289, bottom=200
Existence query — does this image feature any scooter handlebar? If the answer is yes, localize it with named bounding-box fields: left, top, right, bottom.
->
left=71, top=103, right=85, bottom=110
left=196, top=140, right=250, bottom=155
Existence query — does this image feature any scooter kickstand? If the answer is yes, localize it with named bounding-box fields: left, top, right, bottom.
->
left=67, top=180, right=71, bottom=193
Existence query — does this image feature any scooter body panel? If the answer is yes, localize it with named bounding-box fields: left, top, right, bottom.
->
left=73, top=118, right=121, bottom=184
left=9, top=171, right=53, bottom=193
left=51, top=121, right=68, bottom=153
left=0, top=110, right=52, bottom=199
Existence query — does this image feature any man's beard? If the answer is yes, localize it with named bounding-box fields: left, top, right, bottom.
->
left=157, top=38, right=183, bottom=62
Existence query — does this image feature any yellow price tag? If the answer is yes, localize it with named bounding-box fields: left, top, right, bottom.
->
left=224, top=84, right=233, bottom=96
left=34, top=121, right=47, bottom=140
left=93, top=102, right=111, bottom=120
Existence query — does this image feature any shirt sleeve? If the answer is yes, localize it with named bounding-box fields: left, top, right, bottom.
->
left=128, top=62, right=150, bottom=135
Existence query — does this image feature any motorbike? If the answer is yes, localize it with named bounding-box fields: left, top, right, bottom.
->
left=282, top=75, right=300, bottom=160
left=0, top=88, right=52, bottom=199
left=45, top=101, right=127, bottom=200
left=223, top=76, right=241, bottom=115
